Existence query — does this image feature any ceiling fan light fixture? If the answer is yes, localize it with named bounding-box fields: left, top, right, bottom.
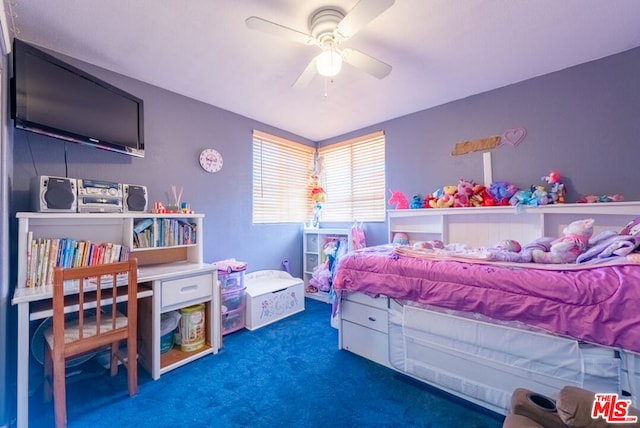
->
left=316, top=49, right=342, bottom=77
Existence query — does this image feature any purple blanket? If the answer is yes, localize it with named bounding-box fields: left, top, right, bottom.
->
left=333, top=245, right=640, bottom=353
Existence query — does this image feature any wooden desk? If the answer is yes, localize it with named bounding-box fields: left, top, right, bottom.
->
left=11, top=262, right=220, bottom=428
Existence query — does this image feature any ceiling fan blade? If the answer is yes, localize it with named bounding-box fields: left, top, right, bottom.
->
left=292, top=58, right=318, bottom=89
left=336, top=0, right=395, bottom=40
left=245, top=16, right=315, bottom=45
left=342, top=48, right=392, bottom=79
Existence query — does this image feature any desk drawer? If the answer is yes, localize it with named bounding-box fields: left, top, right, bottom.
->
left=161, top=273, right=213, bottom=309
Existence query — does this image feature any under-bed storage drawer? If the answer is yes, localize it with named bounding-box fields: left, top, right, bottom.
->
left=342, top=320, right=391, bottom=368
left=342, top=299, right=388, bottom=334
left=340, top=292, right=390, bottom=368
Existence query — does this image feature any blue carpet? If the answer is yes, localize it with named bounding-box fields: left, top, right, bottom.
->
left=28, top=299, right=505, bottom=427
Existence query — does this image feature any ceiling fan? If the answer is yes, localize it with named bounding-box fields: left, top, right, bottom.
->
left=246, top=0, right=395, bottom=88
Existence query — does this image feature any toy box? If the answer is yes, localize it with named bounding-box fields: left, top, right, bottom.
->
left=245, top=270, right=304, bottom=331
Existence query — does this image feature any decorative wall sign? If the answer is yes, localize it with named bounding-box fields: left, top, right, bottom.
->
left=451, top=127, right=526, bottom=156
left=451, top=136, right=501, bottom=156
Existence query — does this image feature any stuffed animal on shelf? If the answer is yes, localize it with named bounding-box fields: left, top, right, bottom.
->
left=542, top=170, right=566, bottom=203
left=410, top=194, right=423, bottom=209
left=532, top=218, right=595, bottom=264
left=509, top=189, right=535, bottom=207
left=488, top=181, right=518, bottom=206
left=423, top=193, right=437, bottom=208
left=531, top=185, right=551, bottom=206
left=453, top=178, right=474, bottom=208
left=470, top=184, right=495, bottom=206
left=436, top=185, right=456, bottom=208
left=576, top=193, right=624, bottom=203
left=428, top=188, right=444, bottom=208
left=388, top=190, right=409, bottom=209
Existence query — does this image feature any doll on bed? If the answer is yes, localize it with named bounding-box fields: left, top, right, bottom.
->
left=532, top=218, right=595, bottom=264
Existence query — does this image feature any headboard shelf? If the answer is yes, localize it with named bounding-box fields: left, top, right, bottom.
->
left=388, top=201, right=640, bottom=247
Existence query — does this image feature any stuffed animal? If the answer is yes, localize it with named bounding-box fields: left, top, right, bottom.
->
left=531, top=185, right=551, bottom=205
left=388, top=190, right=409, bottom=209
left=470, top=184, right=495, bottom=206
left=509, top=189, right=535, bottom=207
left=423, top=193, right=437, bottom=208
left=488, top=181, right=518, bottom=206
left=621, top=216, right=640, bottom=237
left=428, top=188, right=444, bottom=208
left=453, top=179, right=474, bottom=208
left=310, top=176, right=326, bottom=205
left=532, top=218, right=595, bottom=264
left=576, top=193, right=624, bottom=203
left=494, top=239, right=522, bottom=253
left=542, top=170, right=566, bottom=203
left=436, top=185, right=456, bottom=208
left=413, top=240, right=445, bottom=249
left=410, top=194, right=423, bottom=209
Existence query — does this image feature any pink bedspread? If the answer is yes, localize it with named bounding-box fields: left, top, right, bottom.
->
left=333, top=245, right=640, bottom=353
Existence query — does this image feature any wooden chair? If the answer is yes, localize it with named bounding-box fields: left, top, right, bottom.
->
left=43, top=259, right=139, bottom=427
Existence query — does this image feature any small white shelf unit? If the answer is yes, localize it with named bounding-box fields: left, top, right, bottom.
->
left=303, top=227, right=350, bottom=303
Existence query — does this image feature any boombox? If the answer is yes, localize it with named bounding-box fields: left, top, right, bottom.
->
left=31, top=176, right=148, bottom=213
left=77, top=179, right=123, bottom=213
left=31, top=176, right=78, bottom=212
left=123, top=184, right=148, bottom=212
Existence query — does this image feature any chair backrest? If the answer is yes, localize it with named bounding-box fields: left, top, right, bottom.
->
left=51, top=259, right=138, bottom=358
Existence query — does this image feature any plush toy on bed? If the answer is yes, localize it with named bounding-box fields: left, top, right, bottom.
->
left=532, top=218, right=595, bottom=264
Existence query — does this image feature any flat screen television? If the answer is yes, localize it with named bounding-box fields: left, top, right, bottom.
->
left=11, top=39, right=144, bottom=157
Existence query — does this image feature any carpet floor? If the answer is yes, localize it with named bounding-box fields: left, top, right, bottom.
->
left=27, top=298, right=505, bottom=427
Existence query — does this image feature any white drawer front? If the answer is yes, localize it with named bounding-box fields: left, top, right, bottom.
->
left=161, top=273, right=213, bottom=309
left=342, top=320, right=391, bottom=368
left=344, top=292, right=388, bottom=309
left=342, top=300, right=388, bottom=334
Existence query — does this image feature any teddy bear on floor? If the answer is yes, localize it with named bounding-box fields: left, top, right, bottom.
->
left=532, top=218, right=595, bottom=264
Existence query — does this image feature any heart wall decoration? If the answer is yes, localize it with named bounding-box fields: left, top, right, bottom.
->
left=501, top=127, right=526, bottom=147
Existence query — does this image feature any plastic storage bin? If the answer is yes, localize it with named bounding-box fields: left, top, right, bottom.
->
left=222, top=285, right=246, bottom=335
left=222, top=307, right=246, bottom=335
left=222, top=285, right=246, bottom=312
left=218, top=270, right=245, bottom=290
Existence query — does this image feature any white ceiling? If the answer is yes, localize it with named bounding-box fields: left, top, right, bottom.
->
left=5, top=0, right=640, bottom=141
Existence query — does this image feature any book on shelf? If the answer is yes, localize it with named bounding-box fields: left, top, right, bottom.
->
left=133, top=217, right=197, bottom=248
left=22, top=237, right=130, bottom=288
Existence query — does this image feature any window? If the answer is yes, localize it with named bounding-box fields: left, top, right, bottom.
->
left=252, top=130, right=315, bottom=223
left=319, top=131, right=386, bottom=222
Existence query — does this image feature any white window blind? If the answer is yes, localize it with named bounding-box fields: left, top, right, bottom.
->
left=253, top=130, right=315, bottom=223
left=318, top=131, right=386, bottom=222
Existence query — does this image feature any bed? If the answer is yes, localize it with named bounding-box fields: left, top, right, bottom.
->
left=332, top=203, right=640, bottom=414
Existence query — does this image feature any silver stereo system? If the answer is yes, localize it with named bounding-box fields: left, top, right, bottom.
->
left=31, top=175, right=78, bottom=212
left=77, top=179, right=123, bottom=213
left=123, top=184, right=148, bottom=212
left=31, top=177, right=149, bottom=213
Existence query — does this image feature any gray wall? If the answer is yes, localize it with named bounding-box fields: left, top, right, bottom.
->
left=320, top=47, right=640, bottom=245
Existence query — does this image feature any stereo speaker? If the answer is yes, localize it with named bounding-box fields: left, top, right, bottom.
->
left=31, top=176, right=78, bottom=212
left=123, top=184, right=148, bottom=212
